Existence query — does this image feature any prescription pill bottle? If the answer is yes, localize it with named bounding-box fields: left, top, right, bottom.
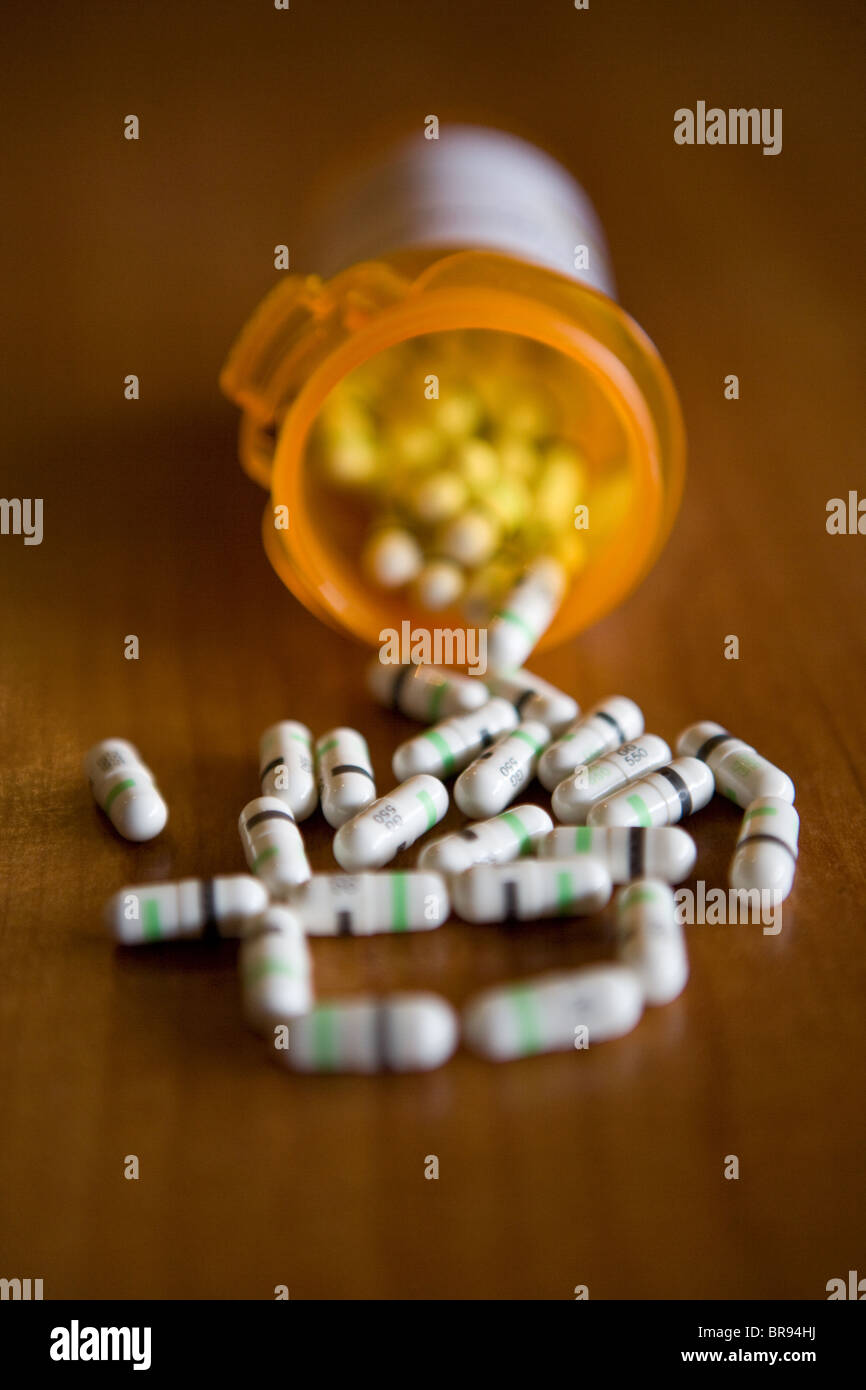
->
left=220, top=127, right=685, bottom=656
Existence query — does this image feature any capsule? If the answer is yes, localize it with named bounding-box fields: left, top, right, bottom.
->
left=615, top=880, right=689, bottom=1005
left=462, top=965, right=644, bottom=1060
left=392, top=698, right=517, bottom=780
left=418, top=804, right=554, bottom=876
left=259, top=720, right=318, bottom=820
left=333, top=774, right=448, bottom=871
left=413, top=559, right=464, bottom=611
left=675, top=721, right=795, bottom=808
left=366, top=659, right=488, bottom=722
left=289, top=870, right=449, bottom=934
left=238, top=796, right=311, bottom=893
left=537, top=825, right=697, bottom=884
left=104, top=875, right=268, bottom=945
left=729, top=797, right=800, bottom=900
left=538, top=696, right=645, bottom=790
left=587, top=756, right=715, bottom=828
left=84, top=738, right=168, bottom=842
left=239, top=906, right=313, bottom=1031
left=450, top=856, right=611, bottom=923
left=278, top=992, right=459, bottom=1073
left=454, top=720, right=550, bottom=819
left=551, top=734, right=672, bottom=825
left=363, top=526, right=423, bottom=588
left=486, top=559, right=566, bottom=673
left=316, top=727, right=376, bottom=828
left=486, top=668, right=579, bottom=736
left=439, top=508, right=499, bottom=567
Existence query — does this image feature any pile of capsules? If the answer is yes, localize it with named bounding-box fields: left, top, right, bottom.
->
left=86, top=660, right=799, bottom=1075
left=309, top=331, right=630, bottom=625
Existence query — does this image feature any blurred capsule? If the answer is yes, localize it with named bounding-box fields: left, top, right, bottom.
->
left=487, top=559, right=566, bottom=673
left=278, top=993, right=459, bottom=1074
left=450, top=856, right=612, bottom=923
left=419, top=803, right=554, bottom=876
left=409, top=470, right=468, bottom=523
left=439, top=509, right=500, bottom=568
left=363, top=526, right=423, bottom=589
left=239, top=796, right=312, bottom=893
left=538, top=825, right=697, bottom=884
left=487, top=668, right=579, bottom=736
left=413, top=558, right=465, bottom=611
left=289, top=869, right=449, bottom=934
left=463, top=965, right=643, bottom=1060
left=615, top=879, right=689, bottom=1006
left=239, top=907, right=313, bottom=1031
left=366, top=659, right=488, bottom=721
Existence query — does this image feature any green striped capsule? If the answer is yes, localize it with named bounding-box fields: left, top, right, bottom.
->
left=84, top=738, right=168, bottom=842
left=333, top=774, right=448, bottom=871
left=279, top=993, right=458, bottom=1074
left=418, top=803, right=553, bottom=875
left=238, top=796, right=311, bottom=894
left=316, top=727, right=376, bottom=828
left=463, top=965, right=643, bottom=1061
left=288, top=870, right=449, bottom=935
left=454, top=719, right=550, bottom=818
left=239, top=906, right=313, bottom=1032
left=450, top=856, right=611, bottom=924
left=392, top=698, right=517, bottom=781
left=366, top=659, right=488, bottom=723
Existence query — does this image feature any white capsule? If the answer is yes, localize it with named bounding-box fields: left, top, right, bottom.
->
left=462, top=964, right=644, bottom=1060
left=363, top=526, right=423, bottom=588
left=486, top=559, right=566, bottom=673
left=239, top=907, right=313, bottom=1032
left=259, top=720, right=318, bottom=820
left=729, top=797, right=800, bottom=901
left=413, top=559, right=464, bottom=611
left=238, top=796, right=311, bottom=893
left=418, top=804, right=554, bottom=876
left=454, top=719, right=550, bottom=819
left=84, top=738, right=168, bottom=842
left=104, top=875, right=268, bottom=945
left=539, top=696, right=645, bottom=790
left=279, top=992, right=459, bottom=1073
left=588, top=756, right=715, bottom=828
left=615, top=879, right=689, bottom=1005
left=288, top=869, right=449, bottom=934
left=392, top=698, right=517, bottom=780
left=450, top=856, right=611, bottom=923
left=333, top=774, right=448, bottom=871
left=439, top=509, right=498, bottom=567
left=537, top=825, right=697, bottom=884
left=316, top=727, right=376, bottom=828
left=676, top=721, right=795, bottom=808
left=486, top=668, right=579, bottom=736
left=551, top=734, right=672, bottom=824
left=366, top=659, right=488, bottom=722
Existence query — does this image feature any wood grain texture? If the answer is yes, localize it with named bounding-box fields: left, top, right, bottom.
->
left=1, top=0, right=864, bottom=1299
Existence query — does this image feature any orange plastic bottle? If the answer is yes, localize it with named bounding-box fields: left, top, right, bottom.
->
left=221, top=127, right=685, bottom=657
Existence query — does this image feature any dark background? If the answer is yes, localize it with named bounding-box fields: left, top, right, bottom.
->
left=1, top=0, right=864, bottom=1298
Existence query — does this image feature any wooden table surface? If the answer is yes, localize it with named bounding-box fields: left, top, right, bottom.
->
left=2, top=0, right=864, bottom=1299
